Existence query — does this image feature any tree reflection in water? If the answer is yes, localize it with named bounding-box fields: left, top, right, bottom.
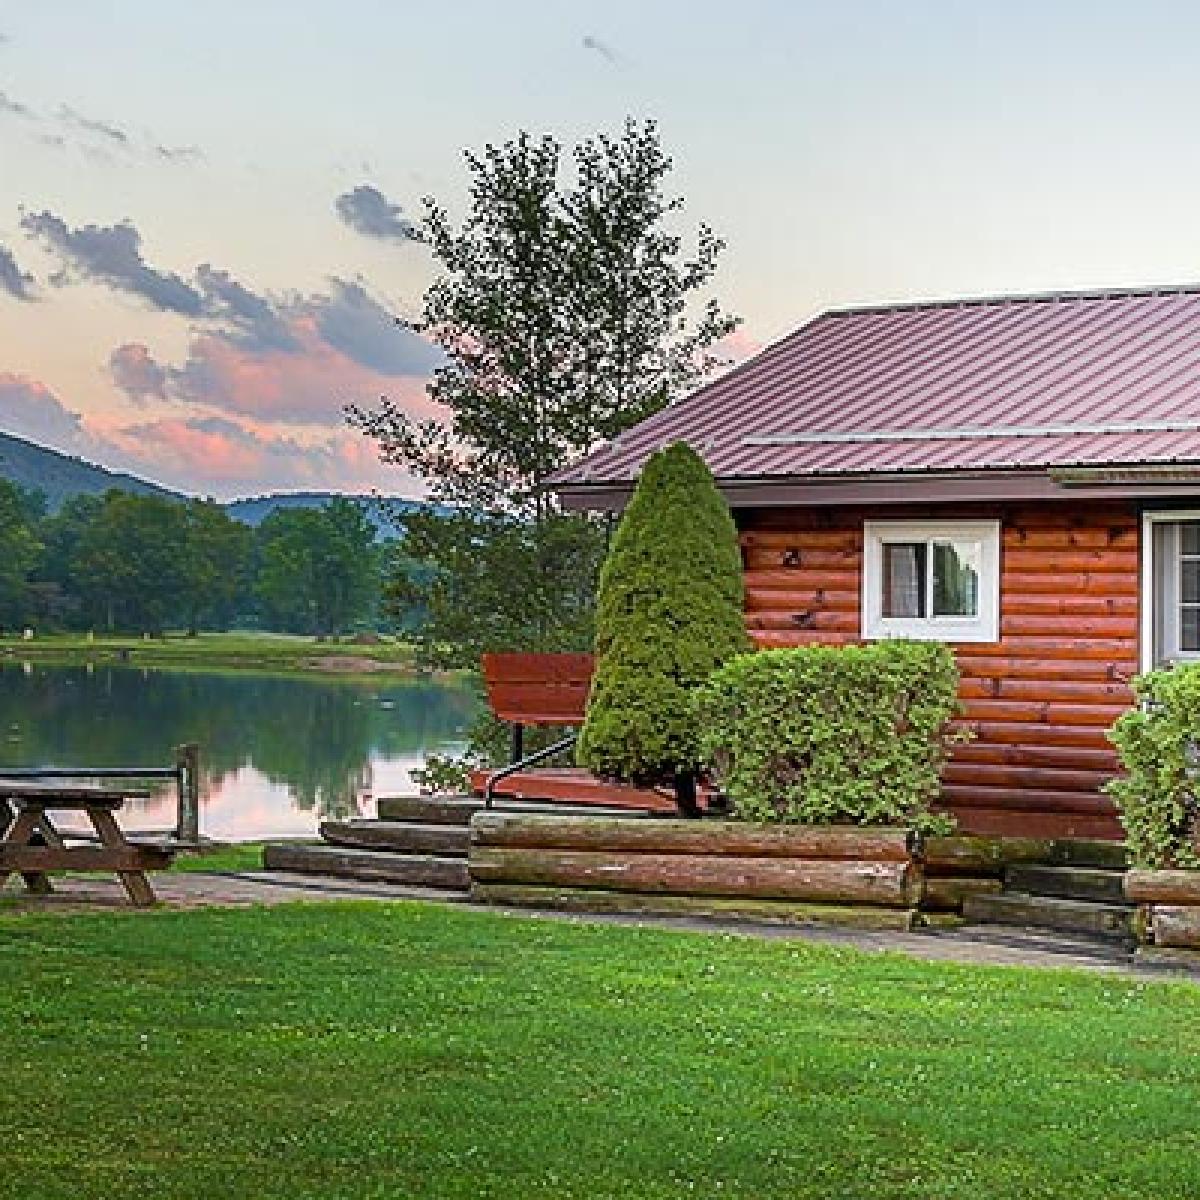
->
left=0, top=663, right=477, bottom=837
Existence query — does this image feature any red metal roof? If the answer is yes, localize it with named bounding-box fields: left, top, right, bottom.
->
left=551, top=286, right=1200, bottom=496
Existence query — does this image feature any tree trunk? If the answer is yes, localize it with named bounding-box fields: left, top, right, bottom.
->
left=673, top=770, right=701, bottom=819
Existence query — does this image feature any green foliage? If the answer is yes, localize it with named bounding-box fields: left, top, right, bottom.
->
left=0, top=478, right=43, bottom=628
left=697, top=641, right=962, bottom=832
left=1107, top=666, right=1200, bottom=868
left=577, top=443, right=750, bottom=784
left=180, top=499, right=253, bottom=634
left=348, top=119, right=739, bottom=674
left=255, top=499, right=379, bottom=635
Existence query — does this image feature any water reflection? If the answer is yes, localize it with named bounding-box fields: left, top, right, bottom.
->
left=0, top=663, right=476, bottom=840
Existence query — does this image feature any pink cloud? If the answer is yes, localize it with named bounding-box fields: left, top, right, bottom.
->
left=0, top=372, right=85, bottom=449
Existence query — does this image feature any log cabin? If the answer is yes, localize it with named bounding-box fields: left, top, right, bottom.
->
left=550, top=285, right=1200, bottom=841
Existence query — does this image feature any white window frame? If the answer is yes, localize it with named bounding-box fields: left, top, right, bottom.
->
left=862, top=520, right=1000, bottom=643
left=1141, top=509, right=1200, bottom=671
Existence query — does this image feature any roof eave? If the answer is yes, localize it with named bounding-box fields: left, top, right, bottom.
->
left=555, top=464, right=1200, bottom=513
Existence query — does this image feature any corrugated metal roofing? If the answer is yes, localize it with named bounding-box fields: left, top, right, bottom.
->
left=550, top=285, right=1200, bottom=490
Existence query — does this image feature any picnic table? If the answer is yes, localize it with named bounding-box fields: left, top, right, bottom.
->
left=0, top=782, right=174, bottom=907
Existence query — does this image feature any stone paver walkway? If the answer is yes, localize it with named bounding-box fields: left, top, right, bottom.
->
left=4, top=870, right=1197, bottom=980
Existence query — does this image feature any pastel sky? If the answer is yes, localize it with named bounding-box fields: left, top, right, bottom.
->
left=4, top=0, right=1200, bottom=499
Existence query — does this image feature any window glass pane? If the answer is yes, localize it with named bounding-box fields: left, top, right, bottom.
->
left=932, top=540, right=980, bottom=617
left=882, top=542, right=926, bottom=618
left=1181, top=523, right=1200, bottom=556
left=1184, top=560, right=1200, bottom=605
left=1183, top=606, right=1200, bottom=653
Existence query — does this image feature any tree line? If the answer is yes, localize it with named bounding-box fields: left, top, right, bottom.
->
left=0, top=481, right=389, bottom=637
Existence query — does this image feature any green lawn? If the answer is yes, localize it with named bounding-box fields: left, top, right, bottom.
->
left=169, top=842, right=267, bottom=872
left=2, top=901, right=1198, bottom=1199
left=0, top=631, right=423, bottom=678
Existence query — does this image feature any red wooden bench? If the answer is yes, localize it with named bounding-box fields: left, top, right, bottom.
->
left=480, top=652, right=595, bottom=762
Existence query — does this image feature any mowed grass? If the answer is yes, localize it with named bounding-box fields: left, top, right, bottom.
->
left=0, top=631, right=421, bottom=677
left=2, top=902, right=1199, bottom=1200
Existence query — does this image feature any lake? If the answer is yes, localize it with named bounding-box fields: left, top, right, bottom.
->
left=0, top=662, right=478, bottom=841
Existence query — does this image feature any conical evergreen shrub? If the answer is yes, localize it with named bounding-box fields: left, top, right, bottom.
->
left=576, top=441, right=750, bottom=813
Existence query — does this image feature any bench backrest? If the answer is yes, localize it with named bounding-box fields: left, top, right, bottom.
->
left=481, top=652, right=595, bottom=726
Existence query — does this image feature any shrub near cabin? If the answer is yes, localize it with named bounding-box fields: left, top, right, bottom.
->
left=738, top=501, right=1138, bottom=840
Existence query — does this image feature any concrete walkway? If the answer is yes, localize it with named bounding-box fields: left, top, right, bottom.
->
left=3, top=869, right=1196, bottom=980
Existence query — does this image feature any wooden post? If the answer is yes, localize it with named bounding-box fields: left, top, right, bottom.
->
left=176, top=743, right=200, bottom=845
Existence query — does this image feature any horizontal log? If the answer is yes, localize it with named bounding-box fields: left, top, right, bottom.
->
left=942, top=762, right=1114, bottom=792
left=999, top=615, right=1135, bottom=639
left=1003, top=549, right=1138, bottom=574
left=999, top=572, right=1138, bottom=597
left=739, top=530, right=863, bottom=551
left=940, top=784, right=1118, bottom=815
left=958, top=699, right=1129, bottom=726
left=468, top=847, right=923, bottom=907
left=743, top=588, right=858, bottom=611
left=942, top=805, right=1125, bottom=841
left=742, top=569, right=861, bottom=591
left=923, top=835, right=1058, bottom=874
left=469, top=815, right=917, bottom=860
left=966, top=721, right=1116, bottom=749
left=1003, top=527, right=1139, bottom=550
left=957, top=659, right=1135, bottom=683
left=470, top=883, right=920, bottom=930
left=1125, top=870, right=1200, bottom=906
left=742, top=548, right=859, bottom=572
left=0, top=846, right=172, bottom=871
left=998, top=593, right=1139, bottom=616
left=1149, top=905, right=1200, bottom=949
left=950, top=742, right=1119, bottom=771
left=745, top=612, right=859, bottom=632
left=957, top=678, right=1132, bottom=705
left=922, top=875, right=1004, bottom=912
left=955, top=639, right=1138, bottom=660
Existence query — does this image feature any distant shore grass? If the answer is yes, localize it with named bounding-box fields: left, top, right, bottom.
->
left=0, top=631, right=431, bottom=680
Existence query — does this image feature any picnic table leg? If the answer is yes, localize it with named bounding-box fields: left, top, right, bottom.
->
left=0, top=807, right=55, bottom=895
left=87, top=806, right=158, bottom=907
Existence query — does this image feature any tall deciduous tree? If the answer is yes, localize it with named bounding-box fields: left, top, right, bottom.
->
left=0, top=479, right=42, bottom=629
left=349, top=118, right=738, bottom=669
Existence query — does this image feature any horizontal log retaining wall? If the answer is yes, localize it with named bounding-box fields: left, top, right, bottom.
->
left=1124, top=870, right=1200, bottom=948
left=738, top=501, right=1138, bottom=840
left=468, top=815, right=1085, bottom=922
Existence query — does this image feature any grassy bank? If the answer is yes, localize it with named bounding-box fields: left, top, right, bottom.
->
left=0, top=631, right=424, bottom=678
left=2, top=901, right=1199, bottom=1199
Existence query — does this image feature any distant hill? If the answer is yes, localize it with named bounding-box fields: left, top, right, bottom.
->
left=0, top=431, right=181, bottom=510
left=0, top=431, right=437, bottom=537
left=227, top=492, right=445, bottom=538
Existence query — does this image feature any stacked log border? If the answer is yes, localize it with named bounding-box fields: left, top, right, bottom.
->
left=1125, top=870, right=1200, bottom=948
left=468, top=815, right=1100, bottom=925
left=469, top=814, right=923, bottom=926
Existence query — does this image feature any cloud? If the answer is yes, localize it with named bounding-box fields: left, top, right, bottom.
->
left=109, top=343, right=168, bottom=401
left=21, top=209, right=204, bottom=314
left=0, top=243, right=35, bottom=300
left=0, top=89, right=33, bottom=119
left=195, top=263, right=298, bottom=351
left=306, top=279, right=441, bottom=377
left=58, top=104, right=129, bottom=146
left=94, top=413, right=419, bottom=498
left=0, top=374, right=84, bottom=449
left=334, top=184, right=418, bottom=242
left=581, top=34, right=620, bottom=63
left=154, top=143, right=203, bottom=164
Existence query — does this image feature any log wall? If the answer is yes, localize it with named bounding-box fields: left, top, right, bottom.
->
left=739, top=500, right=1139, bottom=840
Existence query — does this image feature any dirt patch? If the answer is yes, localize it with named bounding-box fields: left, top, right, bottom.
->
left=305, top=655, right=392, bottom=673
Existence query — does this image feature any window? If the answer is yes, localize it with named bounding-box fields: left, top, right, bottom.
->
left=862, top=520, right=1000, bottom=642
left=1145, top=514, right=1200, bottom=667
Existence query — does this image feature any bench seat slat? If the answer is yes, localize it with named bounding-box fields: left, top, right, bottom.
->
left=0, top=846, right=174, bottom=871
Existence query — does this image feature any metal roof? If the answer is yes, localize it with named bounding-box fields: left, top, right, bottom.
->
left=550, top=285, right=1200, bottom=497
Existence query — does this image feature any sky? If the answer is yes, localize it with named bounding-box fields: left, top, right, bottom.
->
left=4, top=0, right=1200, bottom=500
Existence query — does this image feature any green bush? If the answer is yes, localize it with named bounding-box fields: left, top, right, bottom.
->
left=696, top=640, right=962, bottom=832
left=576, top=442, right=750, bottom=811
left=1107, top=666, right=1200, bottom=868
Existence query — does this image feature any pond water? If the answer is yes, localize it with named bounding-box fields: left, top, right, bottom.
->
left=0, top=663, right=478, bottom=841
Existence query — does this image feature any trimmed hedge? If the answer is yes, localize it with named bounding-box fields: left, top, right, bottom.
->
left=576, top=442, right=750, bottom=794
left=1107, top=665, right=1200, bottom=869
left=696, top=641, right=962, bottom=832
